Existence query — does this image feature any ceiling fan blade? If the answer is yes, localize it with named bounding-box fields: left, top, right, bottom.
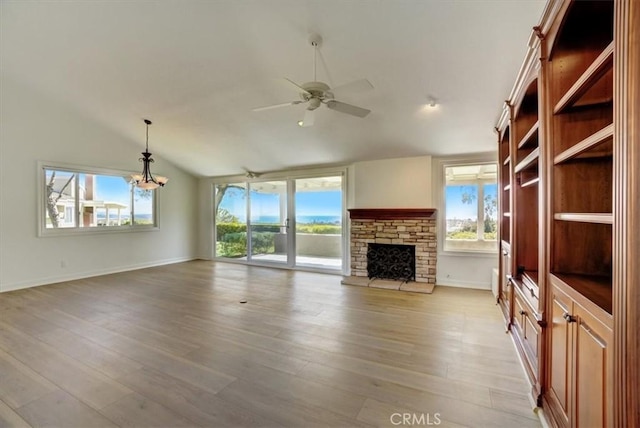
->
left=253, top=100, right=303, bottom=112
left=283, top=78, right=311, bottom=95
left=331, top=78, right=374, bottom=94
left=326, top=100, right=371, bottom=118
left=301, top=109, right=315, bottom=127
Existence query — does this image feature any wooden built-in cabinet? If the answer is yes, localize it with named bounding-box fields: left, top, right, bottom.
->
left=497, top=115, right=512, bottom=325
left=496, top=23, right=546, bottom=401
left=495, top=0, right=639, bottom=426
left=548, top=280, right=613, bottom=428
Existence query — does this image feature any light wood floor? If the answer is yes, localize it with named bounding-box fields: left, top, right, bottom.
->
left=0, top=261, right=541, bottom=428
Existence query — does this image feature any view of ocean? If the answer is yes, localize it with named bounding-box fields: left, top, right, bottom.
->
left=253, top=215, right=341, bottom=224
left=96, top=213, right=153, bottom=220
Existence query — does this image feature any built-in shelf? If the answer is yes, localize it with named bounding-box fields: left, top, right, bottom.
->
left=518, top=121, right=539, bottom=149
left=554, top=124, right=614, bottom=164
left=551, top=273, right=612, bottom=316
left=554, top=213, right=613, bottom=224
left=554, top=42, right=614, bottom=114
left=521, top=177, right=540, bottom=188
left=504, top=184, right=512, bottom=191
left=503, top=155, right=511, bottom=166
left=504, top=212, right=511, bottom=217
left=515, top=147, right=539, bottom=173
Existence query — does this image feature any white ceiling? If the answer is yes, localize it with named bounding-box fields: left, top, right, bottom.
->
left=1, top=0, right=545, bottom=177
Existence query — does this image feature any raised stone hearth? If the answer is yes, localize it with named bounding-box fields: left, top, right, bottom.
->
left=342, top=208, right=437, bottom=294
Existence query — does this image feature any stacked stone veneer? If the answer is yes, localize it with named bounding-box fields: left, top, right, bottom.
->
left=350, top=214, right=437, bottom=284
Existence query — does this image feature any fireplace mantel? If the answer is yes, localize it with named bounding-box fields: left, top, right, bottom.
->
left=348, top=208, right=437, bottom=220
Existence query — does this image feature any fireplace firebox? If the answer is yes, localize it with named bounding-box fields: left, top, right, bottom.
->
left=367, top=243, right=415, bottom=282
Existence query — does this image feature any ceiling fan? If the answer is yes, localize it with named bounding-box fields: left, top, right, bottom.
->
left=253, top=34, right=373, bottom=127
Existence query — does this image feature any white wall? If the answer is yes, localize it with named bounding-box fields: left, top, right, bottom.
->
left=349, top=156, right=433, bottom=208
left=0, top=76, right=199, bottom=292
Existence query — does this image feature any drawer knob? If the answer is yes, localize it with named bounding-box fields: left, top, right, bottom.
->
left=563, top=312, right=576, bottom=323
left=519, top=310, right=526, bottom=316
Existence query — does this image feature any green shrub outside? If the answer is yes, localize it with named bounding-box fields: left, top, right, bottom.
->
left=296, top=224, right=341, bottom=234
left=215, top=222, right=341, bottom=257
left=447, top=230, right=497, bottom=240
left=216, top=222, right=341, bottom=236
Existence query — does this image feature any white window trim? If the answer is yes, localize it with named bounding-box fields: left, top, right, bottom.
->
left=432, top=154, right=499, bottom=257
left=37, top=161, right=160, bottom=237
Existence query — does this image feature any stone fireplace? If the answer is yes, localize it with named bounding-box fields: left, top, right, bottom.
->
left=342, top=208, right=437, bottom=293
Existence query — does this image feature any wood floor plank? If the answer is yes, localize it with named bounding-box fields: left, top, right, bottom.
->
left=34, top=327, right=144, bottom=379
left=287, top=345, right=493, bottom=407
left=187, top=334, right=311, bottom=376
left=446, top=365, right=530, bottom=395
left=93, top=317, right=201, bottom=357
left=357, top=397, right=467, bottom=428
left=98, top=392, right=195, bottom=428
left=116, top=366, right=274, bottom=427
left=15, top=390, right=118, bottom=428
left=0, top=349, right=58, bottom=409
left=216, top=378, right=373, bottom=428
left=358, top=393, right=542, bottom=428
left=0, top=260, right=540, bottom=427
left=24, top=309, right=237, bottom=395
left=0, top=399, right=30, bottom=428
left=489, top=389, right=539, bottom=421
left=0, top=323, right=132, bottom=410
left=185, top=347, right=367, bottom=420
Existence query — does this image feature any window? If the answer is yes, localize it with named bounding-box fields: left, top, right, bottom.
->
left=443, top=163, right=497, bottom=252
left=39, top=163, right=158, bottom=235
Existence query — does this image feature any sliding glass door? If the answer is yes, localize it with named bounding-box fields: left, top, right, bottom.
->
left=214, top=173, right=343, bottom=271
left=294, top=176, right=343, bottom=270
left=249, top=181, right=288, bottom=265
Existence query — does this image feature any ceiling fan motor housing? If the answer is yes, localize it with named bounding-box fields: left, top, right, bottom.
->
left=300, top=81, right=333, bottom=109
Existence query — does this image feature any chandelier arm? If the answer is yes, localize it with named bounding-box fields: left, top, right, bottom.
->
left=133, top=119, right=166, bottom=189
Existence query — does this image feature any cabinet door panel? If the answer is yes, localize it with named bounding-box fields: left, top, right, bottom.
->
left=574, top=305, right=613, bottom=428
left=499, top=250, right=512, bottom=322
left=523, top=314, right=539, bottom=361
left=549, top=286, right=571, bottom=424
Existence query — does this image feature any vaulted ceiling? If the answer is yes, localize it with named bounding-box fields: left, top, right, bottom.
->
left=1, top=0, right=546, bottom=177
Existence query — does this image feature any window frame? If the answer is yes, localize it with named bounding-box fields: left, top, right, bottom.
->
left=435, top=156, right=498, bottom=256
left=210, top=166, right=349, bottom=272
left=37, top=161, right=160, bottom=237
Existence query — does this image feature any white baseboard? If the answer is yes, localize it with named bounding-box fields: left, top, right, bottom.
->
left=436, top=277, right=491, bottom=290
left=0, top=256, right=197, bottom=293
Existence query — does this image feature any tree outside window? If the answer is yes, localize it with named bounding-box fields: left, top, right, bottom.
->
left=444, top=163, right=497, bottom=252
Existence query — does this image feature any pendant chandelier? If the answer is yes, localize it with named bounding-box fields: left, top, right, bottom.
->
left=131, top=119, right=168, bottom=190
